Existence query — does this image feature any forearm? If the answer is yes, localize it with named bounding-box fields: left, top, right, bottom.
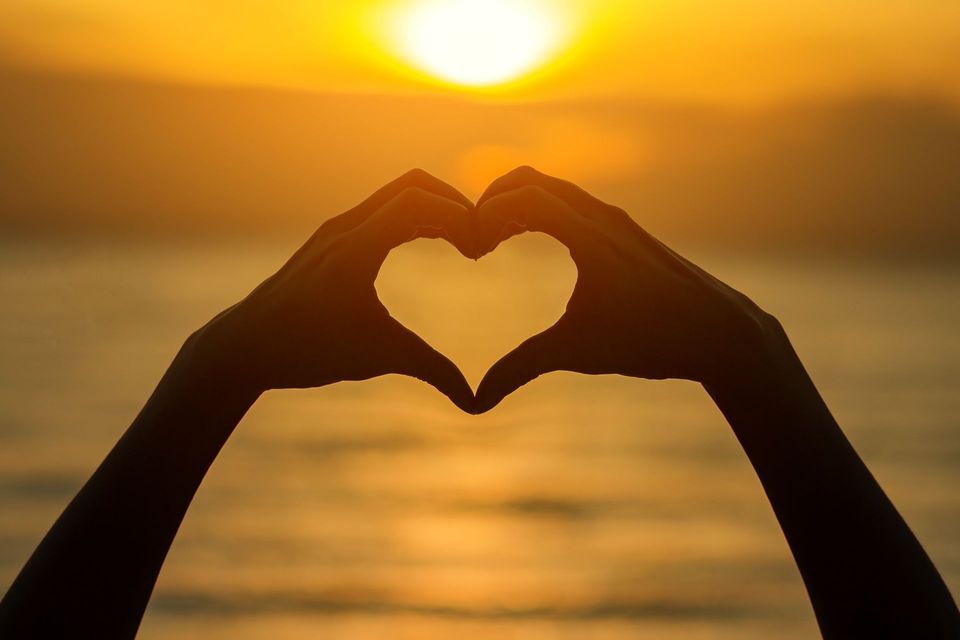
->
left=705, top=319, right=959, bottom=638
left=0, top=335, right=259, bottom=639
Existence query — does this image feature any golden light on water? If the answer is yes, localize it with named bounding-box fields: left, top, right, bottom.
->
left=392, top=0, right=566, bottom=87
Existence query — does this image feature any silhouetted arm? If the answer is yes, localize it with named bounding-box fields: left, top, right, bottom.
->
left=472, top=166, right=960, bottom=638
left=0, top=347, right=258, bottom=638
left=0, top=170, right=475, bottom=639
left=705, top=324, right=959, bottom=637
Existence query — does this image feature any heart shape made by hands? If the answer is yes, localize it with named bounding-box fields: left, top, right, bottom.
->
left=376, top=232, right=577, bottom=389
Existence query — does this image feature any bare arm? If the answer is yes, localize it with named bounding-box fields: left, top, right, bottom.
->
left=706, top=324, right=959, bottom=637
left=0, top=348, right=259, bottom=638
left=0, top=170, right=475, bottom=638
left=472, top=166, right=960, bottom=638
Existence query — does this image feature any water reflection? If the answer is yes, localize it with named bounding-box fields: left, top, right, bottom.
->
left=0, top=238, right=957, bottom=639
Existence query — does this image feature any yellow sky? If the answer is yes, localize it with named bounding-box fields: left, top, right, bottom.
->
left=1, top=0, right=959, bottom=103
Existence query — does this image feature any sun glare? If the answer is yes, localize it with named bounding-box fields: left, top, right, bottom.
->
left=395, top=0, right=563, bottom=88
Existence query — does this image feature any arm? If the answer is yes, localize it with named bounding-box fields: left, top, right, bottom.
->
left=0, top=346, right=258, bottom=639
left=706, top=323, right=960, bottom=638
left=0, top=169, right=475, bottom=639
left=471, top=166, right=960, bottom=638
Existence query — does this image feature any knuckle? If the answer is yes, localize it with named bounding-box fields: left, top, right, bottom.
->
left=510, top=165, right=540, bottom=180
left=393, top=185, right=429, bottom=206
left=324, top=233, right=354, bottom=258
left=486, top=184, right=539, bottom=210
left=308, top=222, right=332, bottom=240
left=608, top=205, right=632, bottom=223
left=511, top=183, right=546, bottom=200
left=402, top=167, right=432, bottom=183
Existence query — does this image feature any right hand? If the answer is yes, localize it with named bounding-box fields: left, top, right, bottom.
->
left=473, top=166, right=780, bottom=413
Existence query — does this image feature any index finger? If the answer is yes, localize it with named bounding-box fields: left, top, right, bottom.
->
left=352, top=186, right=476, bottom=268
left=288, top=169, right=475, bottom=269
left=327, top=168, right=473, bottom=236
left=474, top=184, right=595, bottom=258
left=478, top=166, right=611, bottom=217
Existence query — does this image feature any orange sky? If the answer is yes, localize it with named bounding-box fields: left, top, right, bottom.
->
left=1, top=0, right=959, bottom=103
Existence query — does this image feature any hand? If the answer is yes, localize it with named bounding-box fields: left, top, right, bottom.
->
left=189, top=169, right=476, bottom=412
left=472, top=166, right=778, bottom=412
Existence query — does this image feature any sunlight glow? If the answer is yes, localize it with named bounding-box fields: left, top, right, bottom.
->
left=395, top=0, right=564, bottom=87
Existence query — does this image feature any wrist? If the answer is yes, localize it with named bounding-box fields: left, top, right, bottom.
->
left=705, top=312, right=824, bottom=410
left=703, top=310, right=797, bottom=388
left=157, top=331, right=264, bottom=411
left=703, top=313, right=838, bottom=444
left=178, top=316, right=268, bottom=396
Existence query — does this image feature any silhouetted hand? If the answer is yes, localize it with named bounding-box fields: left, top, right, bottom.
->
left=192, top=169, right=475, bottom=411
left=469, top=167, right=960, bottom=639
left=0, top=170, right=486, bottom=638
left=4, top=168, right=957, bottom=640
left=473, top=166, right=774, bottom=412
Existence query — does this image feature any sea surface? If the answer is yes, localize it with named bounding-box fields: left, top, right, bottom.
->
left=1, top=237, right=958, bottom=639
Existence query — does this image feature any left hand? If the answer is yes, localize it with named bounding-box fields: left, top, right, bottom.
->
left=187, top=169, right=477, bottom=412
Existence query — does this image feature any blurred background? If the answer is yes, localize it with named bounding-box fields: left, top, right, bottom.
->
left=1, top=1, right=958, bottom=638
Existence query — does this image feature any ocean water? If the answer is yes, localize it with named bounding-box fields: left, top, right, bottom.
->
left=0, top=237, right=958, bottom=639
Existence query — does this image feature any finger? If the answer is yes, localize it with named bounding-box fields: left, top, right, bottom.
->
left=325, top=168, right=473, bottom=235
left=473, top=324, right=569, bottom=414
left=290, top=169, right=475, bottom=266
left=474, top=184, right=594, bottom=257
left=479, top=166, right=676, bottom=262
left=384, top=320, right=475, bottom=413
left=352, top=186, right=475, bottom=266
left=477, top=166, right=612, bottom=217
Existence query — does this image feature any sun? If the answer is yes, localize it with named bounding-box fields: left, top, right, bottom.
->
left=394, top=0, right=563, bottom=88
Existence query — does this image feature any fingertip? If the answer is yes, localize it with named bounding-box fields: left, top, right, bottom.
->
left=473, top=325, right=567, bottom=412
left=474, top=189, right=532, bottom=255
left=394, top=327, right=476, bottom=414
left=472, top=383, right=508, bottom=415
left=441, top=369, right=477, bottom=414
left=443, top=384, right=476, bottom=415
left=477, top=185, right=580, bottom=256
left=471, top=356, right=532, bottom=415
left=444, top=203, right=481, bottom=261
left=358, top=187, right=475, bottom=260
left=419, top=363, right=475, bottom=414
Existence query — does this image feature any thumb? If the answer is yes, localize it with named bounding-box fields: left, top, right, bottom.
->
left=474, top=325, right=568, bottom=414
left=386, top=320, right=475, bottom=414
